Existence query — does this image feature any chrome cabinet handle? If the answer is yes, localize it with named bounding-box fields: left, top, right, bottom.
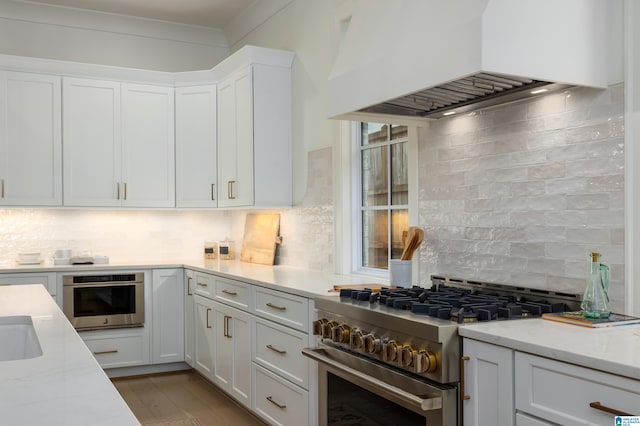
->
left=187, top=277, right=193, bottom=296
left=222, top=289, right=238, bottom=296
left=266, top=344, right=287, bottom=355
left=589, top=401, right=633, bottom=416
left=266, top=396, right=286, bottom=409
left=228, top=180, right=236, bottom=199
left=224, top=315, right=232, bottom=338
left=211, top=183, right=215, bottom=201
left=116, top=182, right=120, bottom=200
left=1, top=178, right=4, bottom=198
left=124, top=182, right=127, bottom=200
left=266, top=302, right=286, bottom=311
left=206, top=308, right=212, bottom=328
left=94, top=350, right=118, bottom=355
left=460, top=356, right=471, bottom=401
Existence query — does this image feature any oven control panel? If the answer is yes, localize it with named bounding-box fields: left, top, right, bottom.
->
left=313, top=317, right=440, bottom=378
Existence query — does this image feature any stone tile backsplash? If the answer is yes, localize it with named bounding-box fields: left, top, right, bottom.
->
left=418, top=84, right=625, bottom=311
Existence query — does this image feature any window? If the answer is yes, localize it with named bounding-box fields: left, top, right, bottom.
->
left=357, top=122, right=409, bottom=270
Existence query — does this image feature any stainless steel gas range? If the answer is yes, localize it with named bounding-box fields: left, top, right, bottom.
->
left=303, top=276, right=582, bottom=426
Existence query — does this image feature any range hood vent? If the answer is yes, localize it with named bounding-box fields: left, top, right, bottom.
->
left=359, top=73, right=569, bottom=119
left=327, top=0, right=607, bottom=122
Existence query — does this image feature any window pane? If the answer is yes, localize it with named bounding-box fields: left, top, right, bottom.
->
left=362, top=146, right=388, bottom=207
left=390, top=124, right=408, bottom=140
left=391, top=209, right=409, bottom=260
left=390, top=142, right=408, bottom=205
left=361, top=122, right=387, bottom=146
left=362, top=210, right=388, bottom=269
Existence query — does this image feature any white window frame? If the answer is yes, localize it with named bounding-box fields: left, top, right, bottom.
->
left=334, top=120, right=419, bottom=278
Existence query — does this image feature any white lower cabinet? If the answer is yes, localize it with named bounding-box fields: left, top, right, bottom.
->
left=213, top=301, right=251, bottom=408
left=0, top=272, right=57, bottom=303
left=194, top=294, right=215, bottom=378
left=515, top=352, right=640, bottom=425
left=462, top=338, right=515, bottom=426
left=81, top=329, right=150, bottom=369
left=253, top=363, right=308, bottom=426
left=463, top=337, right=640, bottom=426
left=151, top=269, right=184, bottom=364
left=184, top=270, right=195, bottom=367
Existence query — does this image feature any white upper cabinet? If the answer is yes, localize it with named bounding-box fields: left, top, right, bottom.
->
left=0, top=71, right=62, bottom=206
left=63, top=78, right=175, bottom=207
left=121, top=83, right=175, bottom=208
left=175, top=85, right=217, bottom=208
left=63, top=77, right=122, bottom=207
left=215, top=46, right=294, bottom=208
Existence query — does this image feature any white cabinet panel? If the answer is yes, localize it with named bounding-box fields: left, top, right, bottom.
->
left=151, top=269, right=184, bottom=364
left=213, top=301, right=252, bottom=408
left=253, top=363, right=308, bottom=426
left=81, top=330, right=150, bottom=369
left=194, top=294, right=215, bottom=379
left=0, top=72, right=62, bottom=206
left=184, top=270, right=195, bottom=367
left=175, top=85, right=217, bottom=208
left=121, top=84, right=175, bottom=208
left=63, top=77, right=121, bottom=207
left=63, top=78, right=175, bottom=208
left=462, top=339, right=515, bottom=426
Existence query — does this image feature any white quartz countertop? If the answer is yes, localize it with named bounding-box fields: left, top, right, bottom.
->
left=0, top=284, right=139, bottom=426
left=459, top=318, right=640, bottom=380
left=0, top=258, right=386, bottom=298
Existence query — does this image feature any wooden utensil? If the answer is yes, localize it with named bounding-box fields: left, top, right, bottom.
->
left=400, top=226, right=424, bottom=260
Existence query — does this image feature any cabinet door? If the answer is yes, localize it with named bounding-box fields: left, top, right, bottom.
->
left=218, top=66, right=254, bottom=207
left=121, top=83, right=175, bottom=208
left=63, top=77, right=121, bottom=207
left=175, top=85, right=217, bottom=208
left=151, top=269, right=184, bottom=364
left=213, top=301, right=251, bottom=408
left=184, top=270, right=195, bottom=367
left=194, top=294, right=215, bottom=379
left=0, top=72, right=62, bottom=206
left=462, top=338, right=515, bottom=426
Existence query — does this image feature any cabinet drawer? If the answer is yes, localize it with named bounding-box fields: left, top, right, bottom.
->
left=0, top=273, right=57, bottom=296
left=81, top=332, right=150, bottom=369
left=193, top=272, right=215, bottom=298
left=215, top=277, right=251, bottom=310
left=253, top=363, right=308, bottom=426
left=254, top=318, right=309, bottom=389
left=515, top=352, right=640, bottom=424
left=254, top=287, right=309, bottom=331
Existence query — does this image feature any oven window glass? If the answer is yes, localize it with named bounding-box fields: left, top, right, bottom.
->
left=73, top=285, right=136, bottom=317
left=327, top=372, right=423, bottom=425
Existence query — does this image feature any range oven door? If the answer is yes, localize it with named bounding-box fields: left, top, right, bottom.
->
left=303, top=345, right=459, bottom=426
left=63, top=273, right=144, bottom=330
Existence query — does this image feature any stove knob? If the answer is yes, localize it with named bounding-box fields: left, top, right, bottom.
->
left=363, top=334, right=382, bottom=354
left=383, top=340, right=399, bottom=362
left=321, top=321, right=338, bottom=339
left=312, top=318, right=328, bottom=335
left=331, top=324, right=351, bottom=343
left=415, top=350, right=437, bottom=373
left=400, top=345, right=417, bottom=368
left=350, top=329, right=365, bottom=350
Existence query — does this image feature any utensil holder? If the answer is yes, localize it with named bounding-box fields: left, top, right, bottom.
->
left=390, top=259, right=412, bottom=287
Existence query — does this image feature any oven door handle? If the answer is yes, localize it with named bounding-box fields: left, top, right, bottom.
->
left=302, top=347, right=443, bottom=412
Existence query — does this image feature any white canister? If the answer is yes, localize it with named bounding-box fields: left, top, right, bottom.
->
left=389, top=259, right=412, bottom=288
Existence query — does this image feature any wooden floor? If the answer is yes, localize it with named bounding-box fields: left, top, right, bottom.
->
left=112, top=370, right=266, bottom=426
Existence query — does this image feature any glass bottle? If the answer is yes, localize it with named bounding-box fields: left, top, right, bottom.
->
left=581, top=252, right=611, bottom=319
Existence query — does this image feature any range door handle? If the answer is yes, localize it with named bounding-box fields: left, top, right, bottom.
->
left=302, top=347, right=443, bottom=412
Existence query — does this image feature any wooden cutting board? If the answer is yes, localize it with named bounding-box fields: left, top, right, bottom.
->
left=240, top=213, right=281, bottom=265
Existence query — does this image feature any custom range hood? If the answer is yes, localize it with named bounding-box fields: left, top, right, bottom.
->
left=327, top=0, right=608, bottom=121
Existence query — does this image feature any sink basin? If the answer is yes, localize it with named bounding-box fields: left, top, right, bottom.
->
left=0, top=316, right=43, bottom=361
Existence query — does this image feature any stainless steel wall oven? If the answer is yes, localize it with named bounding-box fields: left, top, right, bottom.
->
left=63, top=273, right=145, bottom=330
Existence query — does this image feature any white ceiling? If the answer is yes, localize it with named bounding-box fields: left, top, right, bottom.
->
left=25, top=0, right=257, bottom=28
